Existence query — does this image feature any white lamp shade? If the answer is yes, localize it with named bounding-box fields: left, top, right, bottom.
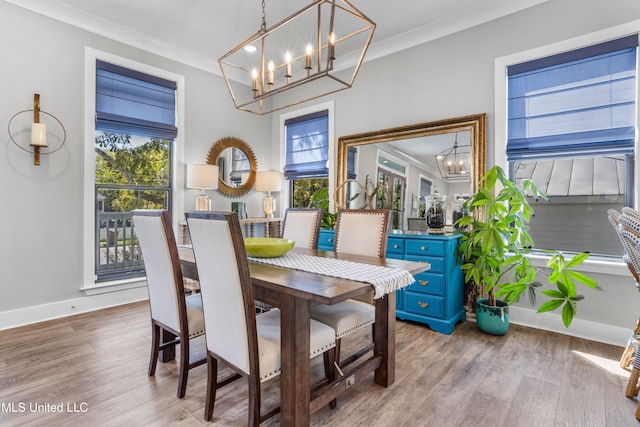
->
left=187, top=164, right=219, bottom=190
left=255, top=171, right=283, bottom=192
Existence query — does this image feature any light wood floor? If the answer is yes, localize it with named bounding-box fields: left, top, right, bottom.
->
left=0, top=301, right=637, bottom=426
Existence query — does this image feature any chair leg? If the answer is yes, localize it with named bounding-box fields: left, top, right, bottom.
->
left=148, top=323, right=160, bottom=376
left=322, top=339, right=341, bottom=410
left=204, top=352, right=218, bottom=422
left=248, top=372, right=261, bottom=426
left=334, top=338, right=342, bottom=367
left=627, top=367, right=640, bottom=397
left=177, top=334, right=189, bottom=399
left=322, top=347, right=338, bottom=410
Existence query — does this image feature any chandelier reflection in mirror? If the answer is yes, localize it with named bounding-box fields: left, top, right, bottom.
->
left=435, top=133, right=471, bottom=180
left=218, top=0, right=375, bottom=115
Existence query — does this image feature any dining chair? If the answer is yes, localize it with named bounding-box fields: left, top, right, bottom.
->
left=281, top=208, right=322, bottom=249
left=132, top=209, right=207, bottom=399
left=186, top=211, right=336, bottom=425
left=311, top=209, right=390, bottom=370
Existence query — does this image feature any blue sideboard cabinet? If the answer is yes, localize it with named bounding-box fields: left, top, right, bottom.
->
left=318, top=229, right=465, bottom=334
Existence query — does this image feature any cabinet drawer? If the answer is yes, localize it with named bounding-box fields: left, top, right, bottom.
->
left=405, top=255, right=444, bottom=273
left=404, top=293, right=444, bottom=319
left=318, top=230, right=335, bottom=251
left=405, top=239, right=445, bottom=257
left=387, top=238, right=404, bottom=255
left=406, top=272, right=444, bottom=296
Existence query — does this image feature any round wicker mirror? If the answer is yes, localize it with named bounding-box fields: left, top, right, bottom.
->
left=206, top=136, right=258, bottom=198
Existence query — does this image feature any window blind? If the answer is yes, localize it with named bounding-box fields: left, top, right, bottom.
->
left=420, top=178, right=432, bottom=199
left=96, top=60, right=177, bottom=140
left=347, top=147, right=357, bottom=179
left=507, top=35, right=637, bottom=161
left=283, top=110, right=329, bottom=179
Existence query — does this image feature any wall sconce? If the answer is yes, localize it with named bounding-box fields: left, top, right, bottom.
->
left=187, top=164, right=219, bottom=211
left=8, top=93, right=66, bottom=166
left=255, top=171, right=283, bottom=218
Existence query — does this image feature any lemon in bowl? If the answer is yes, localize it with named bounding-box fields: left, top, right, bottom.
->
left=244, top=237, right=295, bottom=258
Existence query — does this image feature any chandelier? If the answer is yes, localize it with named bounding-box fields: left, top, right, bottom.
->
left=218, top=0, right=375, bottom=115
left=435, top=133, right=471, bottom=180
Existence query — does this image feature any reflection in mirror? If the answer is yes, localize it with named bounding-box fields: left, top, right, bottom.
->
left=336, top=114, right=486, bottom=231
left=217, top=147, right=251, bottom=188
left=206, top=136, right=257, bottom=198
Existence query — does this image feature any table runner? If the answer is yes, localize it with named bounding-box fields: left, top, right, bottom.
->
left=248, top=252, right=415, bottom=299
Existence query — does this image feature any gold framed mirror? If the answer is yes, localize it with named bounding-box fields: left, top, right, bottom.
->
left=206, top=136, right=258, bottom=198
left=336, top=113, right=486, bottom=220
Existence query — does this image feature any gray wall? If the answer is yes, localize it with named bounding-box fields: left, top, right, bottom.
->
left=0, top=1, right=270, bottom=317
left=2, top=0, right=640, bottom=344
left=269, top=0, right=640, bottom=343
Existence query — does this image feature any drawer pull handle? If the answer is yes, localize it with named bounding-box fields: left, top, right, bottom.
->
left=419, top=280, right=429, bottom=286
left=418, top=301, right=429, bottom=308
left=328, top=238, right=333, bottom=242
left=421, top=246, right=426, bottom=251
left=393, top=244, right=399, bottom=249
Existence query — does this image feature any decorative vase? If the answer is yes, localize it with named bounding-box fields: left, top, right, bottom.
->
left=451, top=198, right=469, bottom=231
left=425, top=190, right=447, bottom=234
left=475, top=298, right=509, bottom=335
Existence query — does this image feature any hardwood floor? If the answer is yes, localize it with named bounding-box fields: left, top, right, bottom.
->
left=0, top=301, right=637, bottom=426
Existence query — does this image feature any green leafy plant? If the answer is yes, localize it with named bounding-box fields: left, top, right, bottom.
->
left=309, top=187, right=337, bottom=229
left=456, top=166, right=598, bottom=327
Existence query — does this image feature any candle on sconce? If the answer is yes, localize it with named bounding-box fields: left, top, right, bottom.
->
left=30, top=123, right=47, bottom=147
left=304, top=44, right=313, bottom=71
left=267, top=61, right=275, bottom=87
left=284, top=52, right=292, bottom=82
left=251, top=69, right=259, bottom=92
left=328, top=32, right=336, bottom=60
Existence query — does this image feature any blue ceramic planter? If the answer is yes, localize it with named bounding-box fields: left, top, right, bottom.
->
left=476, top=298, right=509, bottom=335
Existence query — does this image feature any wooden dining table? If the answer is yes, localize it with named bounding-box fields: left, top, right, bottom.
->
left=178, top=246, right=429, bottom=426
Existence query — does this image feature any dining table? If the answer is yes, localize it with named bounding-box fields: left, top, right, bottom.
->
left=178, top=245, right=430, bottom=426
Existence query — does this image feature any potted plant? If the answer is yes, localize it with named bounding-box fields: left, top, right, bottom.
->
left=456, top=166, right=598, bottom=335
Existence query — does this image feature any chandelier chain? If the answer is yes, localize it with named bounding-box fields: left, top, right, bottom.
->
left=261, top=0, right=267, bottom=31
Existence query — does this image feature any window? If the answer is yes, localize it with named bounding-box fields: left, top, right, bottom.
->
left=506, top=35, right=637, bottom=257
left=94, top=60, right=177, bottom=282
left=377, top=151, right=408, bottom=229
left=284, top=110, right=330, bottom=208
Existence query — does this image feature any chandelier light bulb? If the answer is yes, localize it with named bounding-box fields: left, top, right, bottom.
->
left=328, top=32, right=336, bottom=60
left=305, top=44, right=313, bottom=70
left=267, top=60, right=275, bottom=86
left=285, top=52, right=292, bottom=79
left=251, top=68, right=259, bottom=93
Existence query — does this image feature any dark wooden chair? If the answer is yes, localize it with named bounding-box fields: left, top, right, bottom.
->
left=186, top=211, right=336, bottom=425
left=132, top=209, right=207, bottom=399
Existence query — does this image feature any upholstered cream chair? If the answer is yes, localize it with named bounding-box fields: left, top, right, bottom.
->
left=311, top=209, right=390, bottom=369
left=186, top=211, right=336, bottom=425
left=132, top=210, right=206, bottom=399
left=281, top=208, right=322, bottom=249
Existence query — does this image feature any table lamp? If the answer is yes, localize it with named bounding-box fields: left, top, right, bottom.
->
left=187, top=164, right=219, bottom=211
left=255, top=171, right=282, bottom=218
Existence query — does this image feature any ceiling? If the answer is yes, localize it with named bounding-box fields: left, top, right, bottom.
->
left=7, top=0, right=549, bottom=75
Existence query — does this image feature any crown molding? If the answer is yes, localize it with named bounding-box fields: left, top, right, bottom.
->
left=3, top=0, right=550, bottom=76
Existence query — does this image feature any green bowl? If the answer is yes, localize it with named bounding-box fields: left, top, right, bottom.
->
left=244, top=237, right=295, bottom=258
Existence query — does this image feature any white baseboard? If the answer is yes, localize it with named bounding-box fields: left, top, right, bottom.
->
left=0, top=286, right=149, bottom=331
left=509, top=306, right=629, bottom=347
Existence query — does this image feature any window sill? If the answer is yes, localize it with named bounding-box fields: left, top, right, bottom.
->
left=81, top=277, right=148, bottom=296
left=527, top=253, right=629, bottom=277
